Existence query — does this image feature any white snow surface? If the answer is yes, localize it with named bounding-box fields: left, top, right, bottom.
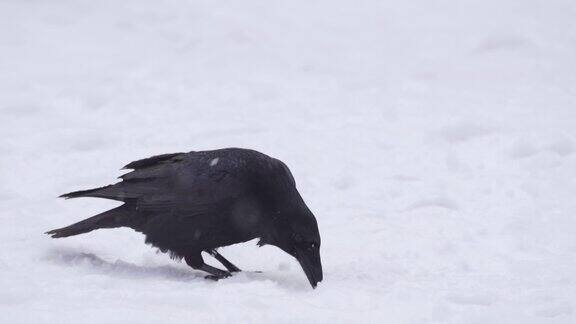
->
left=2, top=0, right=576, bottom=323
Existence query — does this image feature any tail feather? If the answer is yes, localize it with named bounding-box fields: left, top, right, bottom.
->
left=46, top=205, right=132, bottom=238
left=59, top=185, right=114, bottom=199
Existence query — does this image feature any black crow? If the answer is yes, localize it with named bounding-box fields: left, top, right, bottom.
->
left=46, top=148, right=323, bottom=288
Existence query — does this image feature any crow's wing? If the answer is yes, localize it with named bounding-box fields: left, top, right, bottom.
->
left=60, top=152, right=186, bottom=201
left=60, top=151, right=254, bottom=214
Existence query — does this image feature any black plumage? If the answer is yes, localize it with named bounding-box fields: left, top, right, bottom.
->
left=47, top=148, right=323, bottom=288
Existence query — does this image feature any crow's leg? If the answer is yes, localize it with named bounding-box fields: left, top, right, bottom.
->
left=208, top=249, right=241, bottom=272
left=184, top=253, right=231, bottom=280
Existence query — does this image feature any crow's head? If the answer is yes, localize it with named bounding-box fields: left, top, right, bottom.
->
left=255, top=160, right=323, bottom=288
left=281, top=209, right=323, bottom=289
left=260, top=198, right=323, bottom=289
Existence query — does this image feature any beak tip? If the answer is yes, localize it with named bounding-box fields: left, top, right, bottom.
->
left=309, top=275, right=323, bottom=289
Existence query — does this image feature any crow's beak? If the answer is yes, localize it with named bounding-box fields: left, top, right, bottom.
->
left=295, top=246, right=323, bottom=288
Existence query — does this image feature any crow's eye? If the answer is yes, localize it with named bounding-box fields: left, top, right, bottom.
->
left=310, top=242, right=316, bottom=249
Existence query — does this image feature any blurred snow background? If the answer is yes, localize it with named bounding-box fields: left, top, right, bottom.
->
left=1, top=0, right=576, bottom=323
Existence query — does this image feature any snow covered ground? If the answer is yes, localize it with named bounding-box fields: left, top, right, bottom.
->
left=2, top=0, right=576, bottom=322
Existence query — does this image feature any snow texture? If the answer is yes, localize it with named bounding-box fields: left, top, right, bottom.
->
left=1, top=0, right=576, bottom=323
